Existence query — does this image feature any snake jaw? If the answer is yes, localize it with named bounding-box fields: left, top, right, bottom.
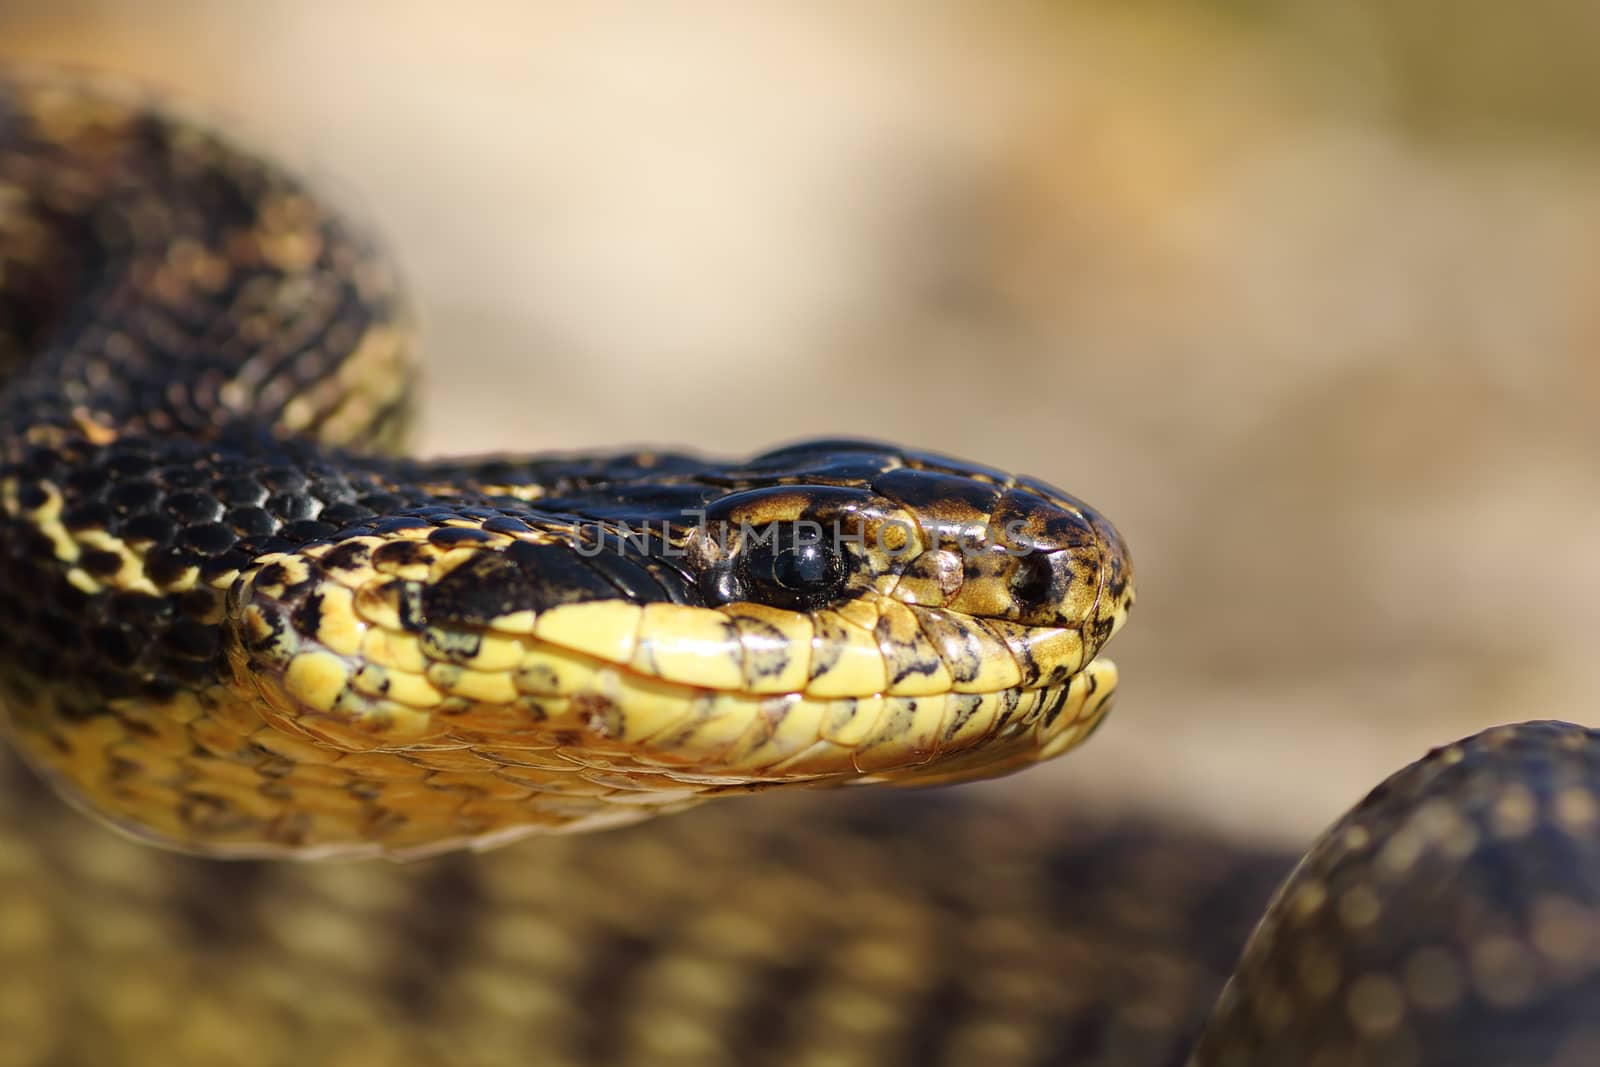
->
left=215, top=506, right=1131, bottom=854
left=862, top=655, right=1122, bottom=790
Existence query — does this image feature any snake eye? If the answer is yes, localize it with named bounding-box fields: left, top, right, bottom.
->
left=738, top=527, right=847, bottom=611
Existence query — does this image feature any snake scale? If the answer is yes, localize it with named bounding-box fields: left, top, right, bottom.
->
left=2, top=66, right=1599, bottom=1067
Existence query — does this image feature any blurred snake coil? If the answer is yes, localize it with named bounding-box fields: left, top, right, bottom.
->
left=2, top=66, right=1599, bottom=1067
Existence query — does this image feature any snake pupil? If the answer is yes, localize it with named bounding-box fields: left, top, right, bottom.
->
left=772, top=543, right=829, bottom=589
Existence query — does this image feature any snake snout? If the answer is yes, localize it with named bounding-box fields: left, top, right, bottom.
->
left=996, top=476, right=1134, bottom=649
left=882, top=469, right=1134, bottom=661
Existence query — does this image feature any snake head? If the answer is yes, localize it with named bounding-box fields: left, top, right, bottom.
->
left=225, top=439, right=1133, bottom=852
left=674, top=439, right=1135, bottom=786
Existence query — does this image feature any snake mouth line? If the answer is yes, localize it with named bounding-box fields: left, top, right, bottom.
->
left=227, top=538, right=1125, bottom=782
left=234, top=580, right=1121, bottom=784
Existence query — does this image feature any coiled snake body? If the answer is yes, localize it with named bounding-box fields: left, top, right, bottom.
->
left=1, top=68, right=1598, bottom=1067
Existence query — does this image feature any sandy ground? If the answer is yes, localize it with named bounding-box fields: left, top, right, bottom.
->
left=4, top=0, right=1600, bottom=843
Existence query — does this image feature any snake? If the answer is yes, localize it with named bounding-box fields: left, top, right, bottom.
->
left=1, top=65, right=1598, bottom=1067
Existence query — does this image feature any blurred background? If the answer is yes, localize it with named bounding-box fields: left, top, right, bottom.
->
left=3, top=0, right=1599, bottom=844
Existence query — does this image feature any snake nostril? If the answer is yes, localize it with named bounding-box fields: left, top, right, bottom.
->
left=1009, top=552, right=1055, bottom=612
